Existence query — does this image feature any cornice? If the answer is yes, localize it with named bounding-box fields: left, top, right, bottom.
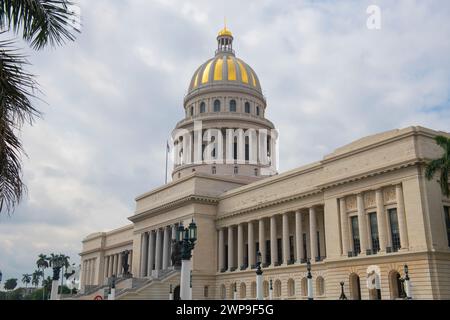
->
left=129, top=194, right=219, bottom=223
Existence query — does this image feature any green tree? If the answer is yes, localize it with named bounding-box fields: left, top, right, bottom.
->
left=4, top=278, right=17, bottom=291
left=425, top=135, right=450, bottom=197
left=31, top=269, right=42, bottom=287
left=0, top=0, right=80, bottom=216
left=21, top=273, right=31, bottom=288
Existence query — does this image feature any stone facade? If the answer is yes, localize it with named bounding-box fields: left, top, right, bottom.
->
left=78, top=28, right=450, bottom=300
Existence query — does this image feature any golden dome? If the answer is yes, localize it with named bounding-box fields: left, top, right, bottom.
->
left=218, top=27, right=233, bottom=37
left=188, top=55, right=261, bottom=94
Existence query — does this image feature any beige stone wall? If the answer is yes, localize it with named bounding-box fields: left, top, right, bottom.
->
left=78, top=126, right=450, bottom=300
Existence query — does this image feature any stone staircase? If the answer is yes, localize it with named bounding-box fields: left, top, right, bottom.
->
left=117, top=269, right=180, bottom=300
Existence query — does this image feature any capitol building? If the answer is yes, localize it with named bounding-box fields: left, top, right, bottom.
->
left=77, top=27, right=450, bottom=300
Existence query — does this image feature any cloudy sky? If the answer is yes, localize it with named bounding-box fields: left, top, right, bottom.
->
left=1, top=0, right=450, bottom=286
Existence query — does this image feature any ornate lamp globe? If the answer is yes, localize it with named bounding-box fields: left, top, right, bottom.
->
left=177, top=223, right=185, bottom=242
left=189, top=219, right=197, bottom=242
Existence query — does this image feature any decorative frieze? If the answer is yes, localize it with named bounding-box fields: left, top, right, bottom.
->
left=364, top=191, right=376, bottom=208
left=383, top=186, right=396, bottom=204
left=346, top=195, right=357, bottom=211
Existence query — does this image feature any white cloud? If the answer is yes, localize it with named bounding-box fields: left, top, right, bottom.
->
left=1, top=0, right=450, bottom=284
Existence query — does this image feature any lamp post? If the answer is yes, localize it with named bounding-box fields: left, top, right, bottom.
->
left=50, top=256, right=64, bottom=300
left=339, top=281, right=347, bottom=300
left=307, top=259, right=313, bottom=300
left=255, top=251, right=263, bottom=300
left=233, top=282, right=238, bottom=300
left=269, top=279, right=273, bottom=300
left=177, top=219, right=197, bottom=300
left=404, top=265, right=412, bottom=300
left=108, top=275, right=116, bottom=300
left=169, top=284, right=174, bottom=300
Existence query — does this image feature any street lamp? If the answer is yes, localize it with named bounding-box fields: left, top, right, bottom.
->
left=306, top=259, right=313, bottom=300
left=404, top=265, right=412, bottom=299
left=255, top=251, right=263, bottom=300
left=233, top=282, right=238, bottom=300
left=177, top=219, right=197, bottom=300
left=339, top=281, right=347, bottom=300
left=50, top=256, right=64, bottom=300
left=269, top=279, right=273, bottom=300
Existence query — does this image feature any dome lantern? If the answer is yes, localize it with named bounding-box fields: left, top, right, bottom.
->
left=216, top=21, right=234, bottom=55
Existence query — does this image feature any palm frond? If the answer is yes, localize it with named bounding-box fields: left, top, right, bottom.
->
left=425, top=158, right=445, bottom=180
left=435, top=135, right=450, bottom=154
left=439, top=166, right=449, bottom=198
left=0, top=0, right=80, bottom=50
left=0, top=37, right=40, bottom=215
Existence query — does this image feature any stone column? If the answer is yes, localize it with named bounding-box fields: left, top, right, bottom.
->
left=147, top=231, right=155, bottom=276
left=248, top=221, right=255, bottom=268
left=228, top=226, right=234, bottom=271
left=108, top=254, right=113, bottom=277
left=357, top=194, right=369, bottom=254
left=114, top=254, right=119, bottom=276
left=396, top=184, right=409, bottom=250
left=375, top=189, right=387, bottom=252
left=270, top=215, right=278, bottom=266
left=162, top=226, right=170, bottom=270
left=309, top=207, right=318, bottom=262
left=104, top=256, right=109, bottom=279
left=111, top=255, right=116, bottom=277
left=259, top=219, right=266, bottom=265
left=140, top=233, right=147, bottom=277
left=340, top=198, right=350, bottom=256
left=295, top=210, right=303, bottom=263
left=282, top=213, right=290, bottom=265
left=218, top=228, right=225, bottom=271
left=117, top=253, right=122, bottom=276
left=238, top=224, right=244, bottom=269
left=155, top=229, right=162, bottom=275
left=170, top=225, right=177, bottom=266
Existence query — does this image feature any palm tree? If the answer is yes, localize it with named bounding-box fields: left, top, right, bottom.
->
left=21, top=274, right=31, bottom=288
left=425, top=135, right=450, bottom=197
left=0, top=1, right=80, bottom=216
left=42, top=276, right=53, bottom=300
left=36, top=253, right=49, bottom=300
left=31, top=270, right=42, bottom=288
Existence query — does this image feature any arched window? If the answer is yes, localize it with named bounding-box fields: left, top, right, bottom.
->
left=287, top=278, right=295, bottom=297
left=389, top=270, right=404, bottom=299
left=240, top=282, right=246, bottom=299
left=274, top=280, right=281, bottom=298
left=230, top=100, right=236, bottom=112
left=251, top=282, right=257, bottom=299
left=316, top=277, right=325, bottom=296
left=229, top=284, right=235, bottom=299
left=256, top=106, right=260, bottom=116
left=301, top=277, right=308, bottom=296
left=349, top=273, right=361, bottom=300
left=214, top=99, right=221, bottom=112
left=220, top=284, right=226, bottom=299
left=245, top=102, right=251, bottom=113
left=200, top=102, right=206, bottom=113
left=263, top=280, right=269, bottom=298
left=190, top=106, right=194, bottom=116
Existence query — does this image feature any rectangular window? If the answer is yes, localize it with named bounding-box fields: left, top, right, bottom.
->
left=302, top=233, right=307, bottom=261
left=245, top=144, right=249, bottom=161
left=233, top=142, right=238, bottom=160
left=351, top=216, right=361, bottom=256
left=265, top=240, right=271, bottom=264
left=289, top=235, right=295, bottom=262
left=445, top=206, right=450, bottom=247
left=389, top=208, right=401, bottom=252
left=369, top=212, right=380, bottom=253
left=277, top=238, right=282, bottom=264
left=316, top=231, right=321, bottom=260
left=224, top=245, right=228, bottom=270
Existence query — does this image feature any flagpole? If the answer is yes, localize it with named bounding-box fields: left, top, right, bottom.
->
left=165, top=140, right=169, bottom=184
